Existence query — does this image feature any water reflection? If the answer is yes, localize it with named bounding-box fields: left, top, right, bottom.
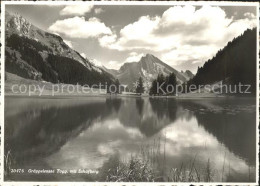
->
left=135, top=98, right=144, bottom=115
left=5, top=96, right=256, bottom=182
left=5, top=97, right=113, bottom=163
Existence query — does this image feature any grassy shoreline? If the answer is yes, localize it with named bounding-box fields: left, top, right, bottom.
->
left=4, top=92, right=227, bottom=99
left=5, top=72, right=255, bottom=99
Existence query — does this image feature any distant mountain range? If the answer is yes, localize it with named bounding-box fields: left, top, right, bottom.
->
left=4, top=11, right=194, bottom=90
left=5, top=12, right=115, bottom=85
left=5, top=11, right=255, bottom=94
left=103, top=54, right=194, bottom=90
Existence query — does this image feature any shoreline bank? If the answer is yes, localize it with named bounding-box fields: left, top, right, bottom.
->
left=5, top=92, right=255, bottom=100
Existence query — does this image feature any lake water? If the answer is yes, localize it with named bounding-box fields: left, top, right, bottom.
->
left=4, top=96, right=256, bottom=182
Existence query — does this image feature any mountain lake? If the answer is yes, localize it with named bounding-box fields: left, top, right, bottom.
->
left=4, top=96, right=256, bottom=182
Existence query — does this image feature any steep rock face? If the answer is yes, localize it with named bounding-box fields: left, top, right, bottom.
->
left=184, top=70, right=194, bottom=79
left=105, top=54, right=193, bottom=90
left=180, top=70, right=194, bottom=81
left=5, top=12, right=115, bottom=85
left=7, top=13, right=32, bottom=37
left=5, top=12, right=87, bottom=67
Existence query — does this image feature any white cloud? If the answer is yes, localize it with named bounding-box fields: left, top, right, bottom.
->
left=98, top=34, right=119, bottom=49
left=89, top=58, right=103, bottom=67
left=161, top=44, right=219, bottom=72
left=103, top=52, right=144, bottom=70
left=120, top=16, right=160, bottom=41
left=49, top=16, right=112, bottom=38
left=52, top=6, right=256, bottom=73
left=101, top=5, right=256, bottom=72
left=63, top=40, right=73, bottom=48
left=244, top=12, right=256, bottom=19
left=60, top=5, right=94, bottom=16
left=125, top=52, right=144, bottom=63
left=94, top=8, right=104, bottom=14
left=106, top=60, right=122, bottom=70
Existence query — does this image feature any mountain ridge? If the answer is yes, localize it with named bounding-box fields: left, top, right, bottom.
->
left=188, top=28, right=256, bottom=93
left=104, top=53, right=194, bottom=90
left=5, top=11, right=115, bottom=85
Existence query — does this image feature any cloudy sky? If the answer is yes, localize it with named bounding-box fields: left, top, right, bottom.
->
left=6, top=4, right=257, bottom=73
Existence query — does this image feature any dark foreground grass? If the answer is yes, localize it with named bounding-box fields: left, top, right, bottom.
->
left=98, top=154, right=215, bottom=182
left=98, top=136, right=216, bottom=182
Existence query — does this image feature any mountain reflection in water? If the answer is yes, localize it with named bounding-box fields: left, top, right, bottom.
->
left=5, top=96, right=256, bottom=182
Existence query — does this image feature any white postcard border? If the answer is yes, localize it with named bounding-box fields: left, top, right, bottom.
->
left=0, top=1, right=259, bottom=185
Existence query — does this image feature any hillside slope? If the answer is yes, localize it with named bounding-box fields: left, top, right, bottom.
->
left=188, top=28, right=257, bottom=93
left=5, top=12, right=115, bottom=85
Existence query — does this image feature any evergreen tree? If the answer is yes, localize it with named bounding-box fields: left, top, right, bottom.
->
left=136, top=77, right=144, bottom=95
left=115, top=79, right=120, bottom=94
left=149, top=79, right=158, bottom=95
left=156, top=73, right=165, bottom=95
left=106, top=81, right=112, bottom=94
left=188, top=28, right=256, bottom=94
left=166, top=73, right=177, bottom=94
left=6, top=34, right=115, bottom=86
left=107, top=79, right=121, bottom=94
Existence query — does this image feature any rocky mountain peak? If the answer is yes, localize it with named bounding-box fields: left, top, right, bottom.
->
left=140, top=53, right=159, bottom=65
left=184, top=70, right=194, bottom=78
left=145, top=53, right=154, bottom=57
left=142, top=53, right=156, bottom=61
left=5, top=11, right=115, bottom=85
left=6, top=12, right=32, bottom=37
left=105, top=53, right=193, bottom=90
